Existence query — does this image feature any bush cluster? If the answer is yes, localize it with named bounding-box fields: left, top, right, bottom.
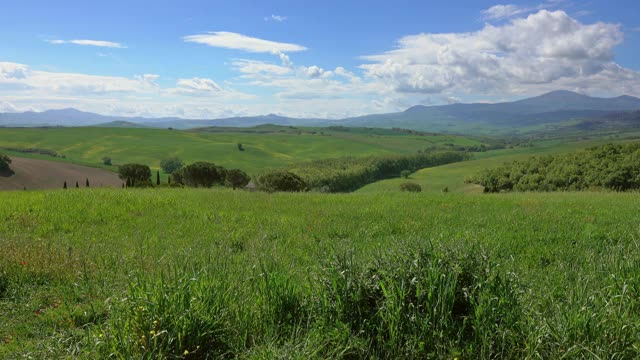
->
left=255, top=171, right=306, bottom=192
left=400, top=182, right=422, bottom=192
left=469, top=143, right=640, bottom=192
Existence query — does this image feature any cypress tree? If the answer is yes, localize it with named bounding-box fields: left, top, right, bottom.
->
left=122, top=183, right=125, bottom=188
left=86, top=178, right=90, bottom=187
left=126, top=178, right=131, bottom=188
left=156, top=170, right=160, bottom=186
left=63, top=181, right=67, bottom=189
left=168, top=175, right=171, bottom=185
left=75, top=181, right=79, bottom=188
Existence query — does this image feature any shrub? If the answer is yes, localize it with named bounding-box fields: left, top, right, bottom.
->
left=400, top=170, right=411, bottom=179
left=160, top=157, right=183, bottom=174
left=118, top=164, right=152, bottom=188
left=400, top=182, right=421, bottom=192
left=225, top=169, right=251, bottom=190
left=102, top=156, right=112, bottom=166
left=256, top=171, right=306, bottom=192
left=173, top=162, right=226, bottom=188
left=0, top=153, right=12, bottom=172
left=237, top=143, right=245, bottom=151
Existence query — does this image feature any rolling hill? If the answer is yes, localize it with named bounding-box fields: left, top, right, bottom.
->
left=1, top=91, right=639, bottom=134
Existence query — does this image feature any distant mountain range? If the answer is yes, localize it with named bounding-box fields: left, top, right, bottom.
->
left=1, top=90, right=639, bottom=135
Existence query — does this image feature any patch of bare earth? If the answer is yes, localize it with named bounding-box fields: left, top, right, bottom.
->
left=0, top=156, right=123, bottom=191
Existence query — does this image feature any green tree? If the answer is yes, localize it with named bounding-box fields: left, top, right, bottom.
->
left=118, top=163, right=152, bottom=188
left=225, top=169, right=251, bottom=190
left=173, top=162, right=227, bottom=188
left=156, top=170, right=161, bottom=186
left=400, top=170, right=411, bottom=179
left=237, top=143, right=245, bottom=151
left=86, top=178, right=90, bottom=187
left=102, top=156, right=112, bottom=166
left=160, top=157, right=184, bottom=174
left=0, top=153, right=12, bottom=172
left=256, top=171, right=306, bottom=192
left=63, top=181, right=67, bottom=189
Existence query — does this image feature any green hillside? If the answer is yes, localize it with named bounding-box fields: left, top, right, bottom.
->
left=0, top=126, right=482, bottom=174
left=358, top=135, right=640, bottom=193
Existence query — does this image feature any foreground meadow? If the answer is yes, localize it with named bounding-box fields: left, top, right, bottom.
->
left=1, top=189, right=639, bottom=358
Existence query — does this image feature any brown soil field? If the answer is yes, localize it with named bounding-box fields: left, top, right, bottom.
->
left=0, top=156, right=123, bottom=191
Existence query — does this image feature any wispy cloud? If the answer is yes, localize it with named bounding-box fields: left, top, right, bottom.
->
left=46, top=39, right=126, bottom=48
left=183, top=31, right=306, bottom=54
left=264, top=14, right=287, bottom=22
left=481, top=4, right=534, bottom=20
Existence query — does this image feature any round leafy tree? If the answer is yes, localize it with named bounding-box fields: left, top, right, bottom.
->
left=160, top=157, right=184, bottom=174
left=256, top=171, right=306, bottom=192
left=174, top=162, right=227, bottom=188
left=118, top=163, right=152, bottom=187
left=225, top=169, right=251, bottom=190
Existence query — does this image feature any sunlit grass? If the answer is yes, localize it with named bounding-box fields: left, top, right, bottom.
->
left=1, top=189, right=639, bottom=358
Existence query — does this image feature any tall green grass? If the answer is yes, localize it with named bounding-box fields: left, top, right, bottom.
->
left=1, top=189, right=639, bottom=358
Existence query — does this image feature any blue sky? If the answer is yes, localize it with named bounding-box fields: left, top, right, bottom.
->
left=1, top=0, right=639, bottom=119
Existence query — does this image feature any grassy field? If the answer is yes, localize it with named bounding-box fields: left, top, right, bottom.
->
left=0, top=127, right=481, bottom=174
left=358, top=135, right=640, bottom=193
left=1, top=188, right=639, bottom=358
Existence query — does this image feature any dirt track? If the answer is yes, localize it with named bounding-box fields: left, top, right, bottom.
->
left=0, top=156, right=123, bottom=191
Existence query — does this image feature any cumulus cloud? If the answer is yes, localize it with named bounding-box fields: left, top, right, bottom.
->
left=183, top=31, right=306, bottom=54
left=47, top=39, right=126, bottom=48
left=305, top=65, right=328, bottom=78
left=0, top=62, right=29, bottom=80
left=361, top=10, right=634, bottom=97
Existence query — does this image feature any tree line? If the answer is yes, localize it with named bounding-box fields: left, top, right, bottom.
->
left=468, top=142, right=640, bottom=192
left=288, top=151, right=469, bottom=192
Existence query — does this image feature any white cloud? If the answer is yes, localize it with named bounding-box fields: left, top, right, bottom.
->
left=361, top=10, right=635, bottom=97
left=305, top=65, right=328, bottom=78
left=47, top=39, right=126, bottom=48
left=265, top=14, right=287, bottom=22
left=3, top=9, right=639, bottom=120
left=183, top=31, right=307, bottom=54
left=173, top=77, right=223, bottom=94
